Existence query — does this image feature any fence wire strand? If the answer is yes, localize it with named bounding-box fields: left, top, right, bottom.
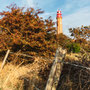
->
left=10, top=51, right=90, bottom=71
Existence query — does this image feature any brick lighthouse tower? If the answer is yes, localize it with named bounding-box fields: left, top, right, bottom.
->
left=57, top=10, right=63, bottom=34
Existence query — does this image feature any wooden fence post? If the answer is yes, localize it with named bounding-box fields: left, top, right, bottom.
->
left=52, top=47, right=66, bottom=90
left=45, top=47, right=66, bottom=90
left=0, top=50, right=10, bottom=72
left=45, top=48, right=59, bottom=90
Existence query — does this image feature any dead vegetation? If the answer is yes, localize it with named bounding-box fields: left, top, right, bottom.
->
left=0, top=58, right=52, bottom=90
left=57, top=62, right=90, bottom=90
left=0, top=49, right=90, bottom=90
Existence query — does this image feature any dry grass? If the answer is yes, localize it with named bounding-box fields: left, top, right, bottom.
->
left=0, top=57, right=52, bottom=90
left=66, top=53, right=79, bottom=61
left=0, top=62, right=28, bottom=90
left=66, top=52, right=90, bottom=62
left=0, top=50, right=89, bottom=90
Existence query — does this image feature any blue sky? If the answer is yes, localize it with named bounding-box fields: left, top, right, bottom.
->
left=0, top=0, right=90, bottom=36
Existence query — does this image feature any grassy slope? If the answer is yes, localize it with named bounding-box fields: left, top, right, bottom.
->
left=0, top=58, right=52, bottom=90
left=0, top=52, right=89, bottom=90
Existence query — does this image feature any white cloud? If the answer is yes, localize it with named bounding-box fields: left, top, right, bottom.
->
left=21, top=0, right=35, bottom=8
left=62, top=6, right=90, bottom=35
left=66, top=0, right=90, bottom=6
left=62, top=0, right=90, bottom=12
left=24, top=0, right=56, bottom=9
left=26, top=0, right=34, bottom=7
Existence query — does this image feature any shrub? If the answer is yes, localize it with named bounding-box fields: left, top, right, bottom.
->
left=67, top=43, right=80, bottom=53
left=0, top=4, right=56, bottom=58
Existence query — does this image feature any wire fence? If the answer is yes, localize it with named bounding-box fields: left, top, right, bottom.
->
left=0, top=49, right=90, bottom=90
left=9, top=51, right=90, bottom=71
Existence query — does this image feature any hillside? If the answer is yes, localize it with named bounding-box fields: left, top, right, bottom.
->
left=0, top=4, right=90, bottom=90
left=0, top=51, right=90, bottom=90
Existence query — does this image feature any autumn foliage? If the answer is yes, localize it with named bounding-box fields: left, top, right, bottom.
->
left=69, top=25, right=90, bottom=44
left=0, top=4, right=89, bottom=58
left=0, top=4, right=57, bottom=57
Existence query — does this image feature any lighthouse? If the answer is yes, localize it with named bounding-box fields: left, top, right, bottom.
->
left=56, top=10, right=63, bottom=34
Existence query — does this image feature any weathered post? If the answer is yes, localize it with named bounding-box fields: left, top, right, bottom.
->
left=45, top=47, right=66, bottom=90
left=45, top=48, right=59, bottom=90
left=0, top=50, right=10, bottom=72
left=52, top=47, right=66, bottom=90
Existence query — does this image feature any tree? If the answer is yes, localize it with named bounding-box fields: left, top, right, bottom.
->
left=69, top=25, right=90, bottom=44
left=0, top=4, right=56, bottom=57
